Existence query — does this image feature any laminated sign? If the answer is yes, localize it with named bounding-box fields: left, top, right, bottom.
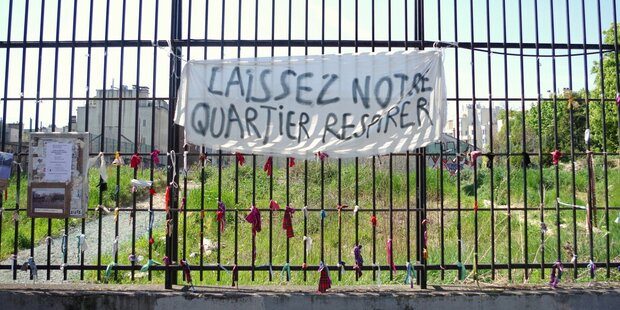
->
left=175, top=50, right=446, bottom=159
left=27, top=133, right=89, bottom=218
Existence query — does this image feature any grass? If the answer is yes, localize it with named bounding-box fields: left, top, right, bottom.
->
left=92, top=155, right=620, bottom=286
left=0, top=166, right=166, bottom=260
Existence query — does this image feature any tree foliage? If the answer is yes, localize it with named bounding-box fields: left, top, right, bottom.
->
left=495, top=23, right=619, bottom=166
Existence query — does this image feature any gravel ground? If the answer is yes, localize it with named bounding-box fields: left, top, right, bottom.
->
left=0, top=191, right=168, bottom=283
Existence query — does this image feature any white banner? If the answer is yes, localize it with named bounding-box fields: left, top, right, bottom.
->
left=175, top=50, right=446, bottom=159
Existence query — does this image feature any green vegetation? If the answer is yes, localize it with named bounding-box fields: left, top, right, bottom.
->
left=96, top=156, right=620, bottom=286
left=0, top=166, right=166, bottom=259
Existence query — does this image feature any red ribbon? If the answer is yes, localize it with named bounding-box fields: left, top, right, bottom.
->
left=470, top=150, right=482, bottom=166
left=245, top=205, right=261, bottom=264
left=236, top=153, right=245, bottom=166
left=130, top=153, right=141, bottom=168
left=371, top=215, right=377, bottom=227
left=474, top=200, right=478, bottom=212
left=164, top=186, right=171, bottom=214
left=245, top=205, right=262, bottom=235
left=288, top=157, right=296, bottom=168
left=217, top=201, right=226, bottom=233
left=180, top=259, right=192, bottom=285
left=283, top=205, right=295, bottom=238
left=150, top=150, right=160, bottom=165
left=269, top=200, right=281, bottom=211
left=264, top=157, right=273, bottom=176
left=337, top=204, right=348, bottom=225
left=551, top=149, right=562, bottom=165
left=317, top=152, right=329, bottom=161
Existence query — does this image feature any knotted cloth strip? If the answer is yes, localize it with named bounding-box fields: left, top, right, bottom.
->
left=282, top=205, right=295, bottom=238
left=404, top=262, right=416, bottom=287
left=130, top=153, right=142, bottom=168
left=217, top=201, right=226, bottom=233
left=549, top=260, right=563, bottom=288
left=317, top=261, right=331, bottom=293
left=236, top=152, right=245, bottom=166
left=353, top=244, right=364, bottom=278
left=140, top=259, right=161, bottom=272
left=263, top=157, right=273, bottom=176
left=386, top=238, right=396, bottom=273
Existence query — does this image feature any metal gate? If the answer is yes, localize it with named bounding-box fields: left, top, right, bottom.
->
left=0, top=0, right=618, bottom=290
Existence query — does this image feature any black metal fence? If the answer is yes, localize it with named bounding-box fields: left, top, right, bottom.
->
left=0, top=0, right=619, bottom=290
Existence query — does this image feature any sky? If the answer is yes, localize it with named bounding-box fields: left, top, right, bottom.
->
left=0, top=0, right=618, bottom=130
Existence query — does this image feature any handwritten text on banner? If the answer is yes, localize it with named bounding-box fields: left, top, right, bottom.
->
left=175, top=50, right=446, bottom=159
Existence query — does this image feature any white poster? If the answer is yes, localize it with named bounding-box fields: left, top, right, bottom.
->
left=175, top=50, right=446, bottom=159
left=43, top=142, right=73, bottom=182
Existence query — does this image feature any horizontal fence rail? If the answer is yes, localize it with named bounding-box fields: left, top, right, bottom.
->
left=0, top=0, right=619, bottom=290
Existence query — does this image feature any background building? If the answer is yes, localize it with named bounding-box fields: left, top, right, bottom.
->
left=444, top=104, right=503, bottom=151
left=76, top=85, right=169, bottom=154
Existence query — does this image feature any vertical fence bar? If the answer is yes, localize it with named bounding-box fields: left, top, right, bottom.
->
left=0, top=0, right=13, bottom=281
left=533, top=0, right=546, bottom=280
left=501, top=0, right=512, bottom=281
left=46, top=0, right=62, bottom=281
left=564, top=0, right=578, bottom=280
left=148, top=0, right=160, bottom=282
left=485, top=0, right=496, bottom=281
left=453, top=0, right=463, bottom=282
left=598, top=0, right=612, bottom=279
left=469, top=0, right=479, bottom=284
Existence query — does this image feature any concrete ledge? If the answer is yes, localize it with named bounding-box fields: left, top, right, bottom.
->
left=1, top=284, right=618, bottom=310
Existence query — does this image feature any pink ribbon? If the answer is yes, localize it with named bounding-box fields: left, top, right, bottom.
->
left=263, top=157, right=273, bottom=176
left=150, top=150, right=160, bottom=165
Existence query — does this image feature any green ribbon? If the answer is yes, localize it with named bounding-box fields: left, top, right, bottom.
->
left=280, top=263, right=291, bottom=281
left=456, top=262, right=467, bottom=280
left=104, top=262, right=117, bottom=281
left=404, top=262, right=416, bottom=286
left=140, top=259, right=161, bottom=272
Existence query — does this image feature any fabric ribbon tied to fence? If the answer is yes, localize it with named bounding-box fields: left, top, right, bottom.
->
left=104, top=262, right=117, bottom=281
left=217, top=201, right=226, bottom=233
left=264, top=157, right=273, bottom=176
left=130, top=153, right=142, bottom=168
left=288, top=157, right=296, bottom=167
left=180, top=259, right=194, bottom=290
left=456, top=262, right=467, bottom=280
left=353, top=244, right=364, bottom=278
left=27, top=257, right=38, bottom=281
left=283, top=205, right=295, bottom=238
left=236, top=152, right=245, bottom=166
left=151, top=149, right=161, bottom=165
left=245, top=205, right=262, bottom=264
left=404, top=262, right=416, bottom=288
left=281, top=263, right=291, bottom=282
left=549, top=261, right=563, bottom=288
left=232, top=264, right=239, bottom=287
left=76, top=234, right=87, bottom=263
left=140, top=259, right=161, bottom=272
left=317, top=262, right=331, bottom=293
left=386, top=238, right=396, bottom=273
left=269, top=200, right=280, bottom=211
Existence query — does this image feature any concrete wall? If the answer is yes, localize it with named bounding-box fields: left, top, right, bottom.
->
left=1, top=286, right=618, bottom=310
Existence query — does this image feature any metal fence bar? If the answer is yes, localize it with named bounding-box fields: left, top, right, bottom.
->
left=0, top=0, right=618, bottom=291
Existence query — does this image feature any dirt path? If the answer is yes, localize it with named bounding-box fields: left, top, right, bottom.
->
left=0, top=189, right=171, bottom=283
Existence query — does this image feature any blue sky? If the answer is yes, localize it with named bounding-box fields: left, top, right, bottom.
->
left=0, top=0, right=618, bottom=129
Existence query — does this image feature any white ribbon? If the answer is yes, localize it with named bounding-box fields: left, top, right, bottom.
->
left=130, top=179, right=153, bottom=188
left=303, top=236, right=312, bottom=254
left=353, top=205, right=360, bottom=213
left=112, top=237, right=119, bottom=257
left=168, top=151, right=178, bottom=188
left=302, top=206, right=309, bottom=219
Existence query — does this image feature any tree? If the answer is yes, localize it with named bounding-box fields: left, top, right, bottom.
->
left=590, top=23, right=619, bottom=153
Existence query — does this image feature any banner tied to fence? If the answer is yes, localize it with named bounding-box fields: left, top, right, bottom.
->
left=175, top=50, right=446, bottom=159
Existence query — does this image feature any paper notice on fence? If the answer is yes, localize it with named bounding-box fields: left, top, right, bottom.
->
left=175, top=50, right=446, bottom=159
left=43, top=142, right=73, bottom=182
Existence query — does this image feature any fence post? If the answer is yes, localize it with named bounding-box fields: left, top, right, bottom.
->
left=165, top=0, right=183, bottom=290
left=414, top=0, right=428, bottom=289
